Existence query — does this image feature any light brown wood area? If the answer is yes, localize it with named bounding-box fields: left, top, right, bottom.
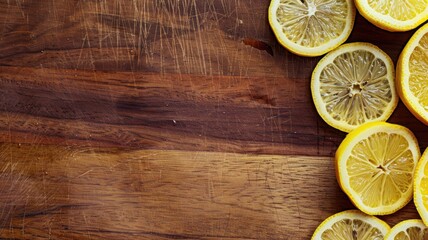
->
left=1, top=0, right=427, bottom=239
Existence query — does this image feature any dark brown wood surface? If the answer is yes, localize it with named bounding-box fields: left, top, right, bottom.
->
left=1, top=0, right=427, bottom=239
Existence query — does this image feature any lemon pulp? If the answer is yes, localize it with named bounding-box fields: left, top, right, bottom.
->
left=276, top=0, right=348, bottom=47
left=321, top=218, right=384, bottom=239
left=347, top=132, right=415, bottom=208
left=320, top=50, right=392, bottom=126
left=408, top=32, right=428, bottom=112
left=311, top=210, right=390, bottom=240
left=355, top=0, right=428, bottom=31
left=269, top=0, right=355, bottom=56
left=312, top=43, right=397, bottom=132
left=336, top=122, right=420, bottom=215
left=385, top=219, right=427, bottom=240
left=368, top=0, right=427, bottom=21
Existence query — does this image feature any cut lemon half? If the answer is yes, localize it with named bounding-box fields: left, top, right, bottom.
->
left=414, top=148, right=428, bottom=226
left=355, top=0, right=428, bottom=32
left=397, top=23, right=428, bottom=126
left=311, top=210, right=390, bottom=240
left=385, top=219, right=427, bottom=240
left=268, top=0, right=356, bottom=57
left=336, top=122, right=420, bottom=215
left=311, top=42, right=397, bottom=132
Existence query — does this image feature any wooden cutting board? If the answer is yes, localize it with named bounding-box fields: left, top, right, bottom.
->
left=1, top=1, right=427, bottom=239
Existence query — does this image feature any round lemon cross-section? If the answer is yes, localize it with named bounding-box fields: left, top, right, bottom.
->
left=268, top=0, right=356, bottom=57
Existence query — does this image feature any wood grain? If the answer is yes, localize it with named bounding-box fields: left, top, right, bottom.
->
left=0, top=0, right=427, bottom=239
left=0, top=144, right=419, bottom=239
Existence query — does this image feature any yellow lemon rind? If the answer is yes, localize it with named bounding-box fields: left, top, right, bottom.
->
left=268, top=0, right=356, bottom=57
left=311, top=42, right=397, bottom=133
left=414, top=148, right=428, bottom=226
left=311, top=209, right=390, bottom=240
left=384, top=219, right=426, bottom=240
left=397, top=23, right=428, bottom=126
left=336, top=122, right=420, bottom=215
left=355, top=0, right=428, bottom=32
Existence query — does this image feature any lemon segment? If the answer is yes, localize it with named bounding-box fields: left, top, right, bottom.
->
left=312, top=43, right=397, bottom=132
left=355, top=0, right=428, bottom=32
left=385, top=219, right=427, bottom=240
left=336, top=122, right=420, bottom=215
left=414, top=148, right=428, bottom=226
left=311, top=210, right=390, bottom=240
left=397, top=23, right=428, bottom=126
left=268, top=0, right=356, bottom=57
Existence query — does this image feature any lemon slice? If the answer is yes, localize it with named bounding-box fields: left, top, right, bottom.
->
left=336, top=122, right=420, bottom=215
left=311, top=42, right=397, bottom=132
left=385, top=219, right=427, bottom=240
left=355, top=0, right=428, bottom=32
left=311, top=210, right=390, bottom=240
left=414, top=148, right=428, bottom=226
left=397, top=23, right=428, bottom=126
left=268, top=0, right=356, bottom=57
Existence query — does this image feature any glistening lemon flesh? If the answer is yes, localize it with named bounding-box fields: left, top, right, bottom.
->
left=268, top=0, right=355, bottom=56
left=311, top=43, right=397, bottom=132
left=414, top=148, right=428, bottom=226
left=336, top=122, right=420, bottom=215
left=397, top=23, right=428, bottom=126
left=385, top=219, right=427, bottom=240
left=311, top=210, right=390, bottom=240
left=355, top=0, right=428, bottom=32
